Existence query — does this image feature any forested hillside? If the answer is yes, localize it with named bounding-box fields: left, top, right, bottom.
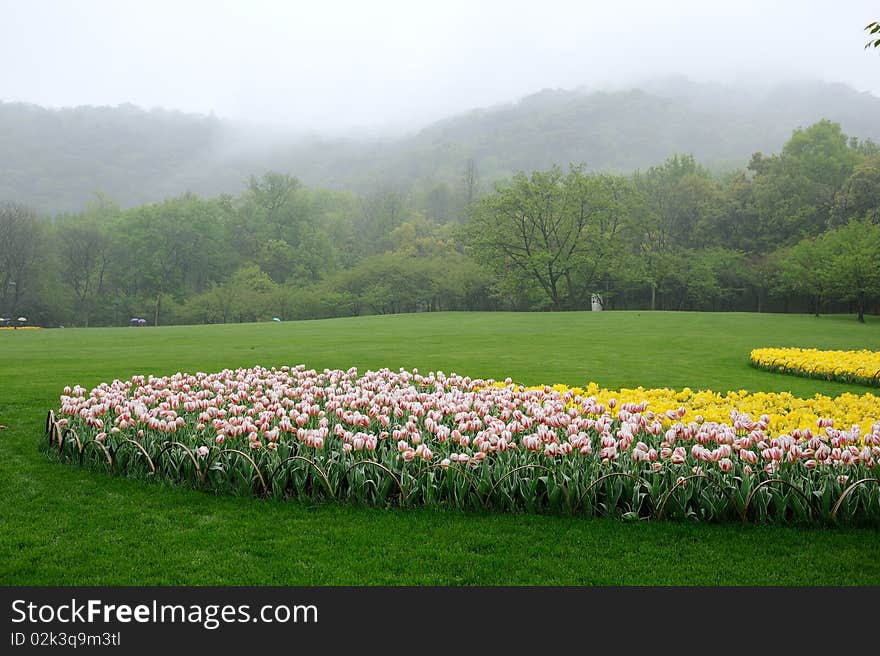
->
left=3, top=78, right=880, bottom=214
left=2, top=117, right=878, bottom=328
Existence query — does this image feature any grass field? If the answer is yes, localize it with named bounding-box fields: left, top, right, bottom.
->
left=3, top=311, right=880, bottom=585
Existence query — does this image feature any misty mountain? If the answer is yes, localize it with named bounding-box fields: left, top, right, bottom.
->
left=3, top=78, right=880, bottom=214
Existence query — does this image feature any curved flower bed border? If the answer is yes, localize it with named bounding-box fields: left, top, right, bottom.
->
left=44, top=409, right=880, bottom=524
left=42, top=365, right=880, bottom=524
left=750, top=347, right=880, bottom=387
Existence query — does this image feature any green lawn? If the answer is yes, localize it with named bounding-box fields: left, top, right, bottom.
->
left=2, top=311, right=880, bottom=585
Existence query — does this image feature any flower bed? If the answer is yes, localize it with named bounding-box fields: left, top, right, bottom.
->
left=750, top=347, right=880, bottom=387
left=45, top=365, right=880, bottom=523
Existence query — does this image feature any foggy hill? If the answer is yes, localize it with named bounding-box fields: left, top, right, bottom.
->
left=3, top=78, right=880, bottom=214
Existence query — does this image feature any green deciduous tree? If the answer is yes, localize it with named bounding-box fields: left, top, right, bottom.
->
left=776, top=219, right=880, bottom=321
left=822, top=219, right=880, bottom=322
left=748, top=121, right=862, bottom=246
left=57, top=217, right=111, bottom=327
left=634, top=154, right=720, bottom=250
left=774, top=237, right=833, bottom=317
left=120, top=195, right=224, bottom=326
left=830, top=156, right=880, bottom=224
left=466, top=166, right=637, bottom=310
left=0, top=202, right=41, bottom=317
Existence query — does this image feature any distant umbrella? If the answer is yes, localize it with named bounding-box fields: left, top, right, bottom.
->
left=272, top=317, right=282, bottom=322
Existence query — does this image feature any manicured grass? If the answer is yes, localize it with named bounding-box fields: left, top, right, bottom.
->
left=2, top=311, right=880, bottom=585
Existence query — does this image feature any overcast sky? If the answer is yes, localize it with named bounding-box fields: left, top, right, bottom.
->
left=1, top=0, right=877, bottom=133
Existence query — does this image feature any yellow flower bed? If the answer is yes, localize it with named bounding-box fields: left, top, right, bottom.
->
left=750, top=347, right=880, bottom=386
left=512, top=382, right=880, bottom=438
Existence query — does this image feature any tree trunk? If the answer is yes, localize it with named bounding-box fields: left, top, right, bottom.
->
left=858, top=293, right=865, bottom=323
left=154, top=293, right=161, bottom=327
left=549, top=277, right=561, bottom=311
left=650, top=284, right=656, bottom=311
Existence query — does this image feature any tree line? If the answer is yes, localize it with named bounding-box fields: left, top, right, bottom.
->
left=1, top=119, right=878, bottom=327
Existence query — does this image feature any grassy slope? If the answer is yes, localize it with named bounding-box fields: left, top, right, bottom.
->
left=2, top=311, right=879, bottom=585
